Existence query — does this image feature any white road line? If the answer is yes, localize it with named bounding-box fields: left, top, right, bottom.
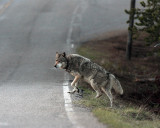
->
left=64, top=0, right=88, bottom=127
left=66, top=0, right=88, bottom=50
left=71, top=44, right=75, bottom=49
left=63, top=77, right=84, bottom=128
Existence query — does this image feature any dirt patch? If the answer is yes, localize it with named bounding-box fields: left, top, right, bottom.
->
left=77, top=31, right=160, bottom=114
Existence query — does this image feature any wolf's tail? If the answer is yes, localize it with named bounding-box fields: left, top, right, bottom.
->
left=109, top=74, right=123, bottom=95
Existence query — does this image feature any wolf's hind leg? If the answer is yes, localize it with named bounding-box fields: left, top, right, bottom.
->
left=101, top=87, right=113, bottom=107
left=90, top=79, right=102, bottom=98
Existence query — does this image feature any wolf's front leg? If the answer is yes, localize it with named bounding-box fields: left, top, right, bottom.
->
left=68, top=75, right=81, bottom=94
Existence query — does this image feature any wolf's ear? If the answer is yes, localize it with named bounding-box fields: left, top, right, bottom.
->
left=62, top=52, right=66, bottom=57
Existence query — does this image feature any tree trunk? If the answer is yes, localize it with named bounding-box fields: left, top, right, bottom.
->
left=126, top=0, right=136, bottom=60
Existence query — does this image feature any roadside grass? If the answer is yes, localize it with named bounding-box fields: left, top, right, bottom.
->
left=76, top=86, right=160, bottom=128
left=76, top=46, right=107, bottom=61
left=77, top=45, right=128, bottom=74
left=76, top=34, right=160, bottom=128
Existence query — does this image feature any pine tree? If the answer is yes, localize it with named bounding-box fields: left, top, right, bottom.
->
left=125, top=0, right=160, bottom=45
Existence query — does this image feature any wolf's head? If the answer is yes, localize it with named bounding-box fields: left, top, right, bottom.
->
left=54, top=52, right=68, bottom=69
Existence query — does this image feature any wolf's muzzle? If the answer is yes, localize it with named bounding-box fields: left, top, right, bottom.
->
left=54, top=63, right=62, bottom=69
left=54, top=64, right=57, bottom=68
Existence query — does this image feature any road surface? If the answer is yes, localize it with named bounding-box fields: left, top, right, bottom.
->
left=0, top=0, right=131, bottom=127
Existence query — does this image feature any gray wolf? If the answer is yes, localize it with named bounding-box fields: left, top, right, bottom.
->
left=54, top=52, right=123, bottom=107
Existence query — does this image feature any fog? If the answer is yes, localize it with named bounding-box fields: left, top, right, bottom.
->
left=67, top=0, right=146, bottom=42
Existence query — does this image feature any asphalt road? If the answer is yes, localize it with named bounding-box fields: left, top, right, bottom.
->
left=0, top=0, right=131, bottom=127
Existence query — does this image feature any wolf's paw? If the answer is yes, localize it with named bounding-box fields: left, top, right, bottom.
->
left=67, top=90, right=76, bottom=94
left=68, top=87, right=79, bottom=94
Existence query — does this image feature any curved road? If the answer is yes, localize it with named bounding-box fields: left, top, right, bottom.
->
left=0, top=0, right=131, bottom=127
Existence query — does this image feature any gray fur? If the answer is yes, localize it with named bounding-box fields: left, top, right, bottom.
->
left=54, top=52, right=123, bottom=107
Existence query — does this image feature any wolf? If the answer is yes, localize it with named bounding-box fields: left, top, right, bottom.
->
left=54, top=52, right=123, bottom=107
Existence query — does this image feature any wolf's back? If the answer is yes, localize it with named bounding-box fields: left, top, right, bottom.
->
left=109, top=74, right=123, bottom=95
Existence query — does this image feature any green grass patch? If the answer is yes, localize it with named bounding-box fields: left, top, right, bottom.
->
left=77, top=87, right=160, bottom=128
left=77, top=46, right=120, bottom=72
left=76, top=39, right=160, bottom=128
left=77, top=46, right=107, bottom=62
left=93, top=108, right=133, bottom=128
left=77, top=45, right=132, bottom=75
